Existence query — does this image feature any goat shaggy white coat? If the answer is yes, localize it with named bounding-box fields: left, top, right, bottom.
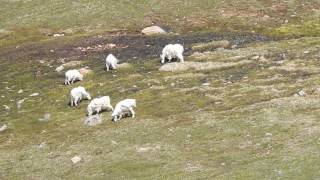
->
left=87, top=96, right=113, bottom=116
left=105, top=54, right=118, bottom=71
left=70, top=86, right=91, bottom=107
left=65, top=69, right=83, bottom=85
left=160, top=44, right=184, bottom=64
left=111, top=99, right=136, bottom=122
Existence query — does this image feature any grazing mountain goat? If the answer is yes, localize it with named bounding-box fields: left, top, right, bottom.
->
left=160, top=44, right=184, bottom=64
left=105, top=54, right=118, bottom=71
left=87, top=96, right=113, bottom=116
left=65, top=69, right=83, bottom=85
left=111, top=99, right=136, bottom=122
left=70, top=86, right=91, bottom=107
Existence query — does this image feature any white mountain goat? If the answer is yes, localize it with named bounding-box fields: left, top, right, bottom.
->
left=105, top=54, right=118, bottom=71
left=160, top=44, right=184, bottom=64
left=111, top=99, right=136, bottom=122
left=87, top=96, right=113, bottom=116
left=70, top=86, right=91, bottom=107
left=65, top=69, right=83, bottom=85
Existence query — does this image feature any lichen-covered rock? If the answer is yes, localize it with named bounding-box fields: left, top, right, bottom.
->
left=84, top=115, right=103, bottom=126
left=79, top=66, right=93, bottom=75
left=142, top=26, right=166, bottom=35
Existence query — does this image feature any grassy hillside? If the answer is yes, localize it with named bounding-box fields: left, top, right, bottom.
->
left=1, top=0, right=320, bottom=179
left=1, top=0, right=320, bottom=46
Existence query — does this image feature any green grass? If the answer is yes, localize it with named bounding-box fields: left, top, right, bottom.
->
left=1, top=0, right=320, bottom=46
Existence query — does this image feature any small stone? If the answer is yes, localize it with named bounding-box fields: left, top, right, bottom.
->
left=55, top=65, right=64, bottom=72
left=18, top=89, right=23, bottom=94
left=30, top=93, right=40, bottom=97
left=202, top=83, right=210, bottom=86
left=50, top=49, right=55, bottom=53
left=133, top=85, right=138, bottom=88
left=111, top=140, right=118, bottom=145
left=53, top=33, right=64, bottom=37
left=39, top=113, right=51, bottom=122
left=17, top=98, right=27, bottom=109
left=0, top=124, right=8, bottom=132
left=265, top=133, right=273, bottom=137
left=297, top=90, right=306, bottom=97
left=171, top=83, right=175, bottom=87
left=71, top=156, right=81, bottom=164
left=3, top=105, right=10, bottom=110
left=221, top=162, right=226, bottom=166
left=38, top=142, right=46, bottom=149
left=251, top=55, right=260, bottom=60
left=304, top=51, right=310, bottom=54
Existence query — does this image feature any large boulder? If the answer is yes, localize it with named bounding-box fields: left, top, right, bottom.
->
left=141, top=26, right=166, bottom=35
left=79, top=66, right=93, bottom=75
left=84, top=115, right=103, bottom=127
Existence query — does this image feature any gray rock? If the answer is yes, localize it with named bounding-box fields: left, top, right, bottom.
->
left=39, top=113, right=51, bottom=122
left=141, top=26, right=166, bottom=35
left=71, top=156, right=81, bottom=164
left=3, top=105, right=10, bottom=110
left=30, top=93, right=40, bottom=97
left=0, top=124, right=7, bottom=132
left=84, top=115, right=103, bottom=126
left=55, top=65, right=64, bottom=72
left=17, top=98, right=27, bottom=109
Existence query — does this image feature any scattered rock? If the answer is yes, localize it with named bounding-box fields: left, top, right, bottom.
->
left=202, top=83, right=210, bottom=86
left=18, top=89, right=24, bottom=94
left=71, top=156, right=81, bottom=164
left=136, top=145, right=161, bottom=153
left=111, top=140, right=118, bottom=145
left=265, top=133, right=273, bottom=137
left=296, top=90, right=306, bottom=97
left=53, top=33, right=65, bottom=37
left=141, top=26, right=166, bottom=35
left=79, top=66, right=93, bottom=75
left=3, top=105, right=10, bottom=110
left=55, top=65, right=64, bottom=72
left=39, top=113, right=51, bottom=122
left=17, top=98, right=27, bottom=109
left=30, top=93, right=40, bottom=97
left=84, top=115, right=103, bottom=127
left=0, top=124, right=8, bottom=132
left=38, top=142, right=46, bottom=149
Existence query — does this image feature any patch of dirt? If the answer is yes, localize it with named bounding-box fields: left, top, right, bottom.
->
left=0, top=32, right=271, bottom=65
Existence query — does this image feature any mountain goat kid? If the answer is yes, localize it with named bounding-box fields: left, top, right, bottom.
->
left=105, top=54, right=118, bottom=71
left=111, top=99, right=136, bottom=122
left=87, top=96, right=113, bottom=116
left=160, top=44, right=184, bottom=64
left=70, top=86, right=91, bottom=107
left=65, top=69, right=83, bottom=85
